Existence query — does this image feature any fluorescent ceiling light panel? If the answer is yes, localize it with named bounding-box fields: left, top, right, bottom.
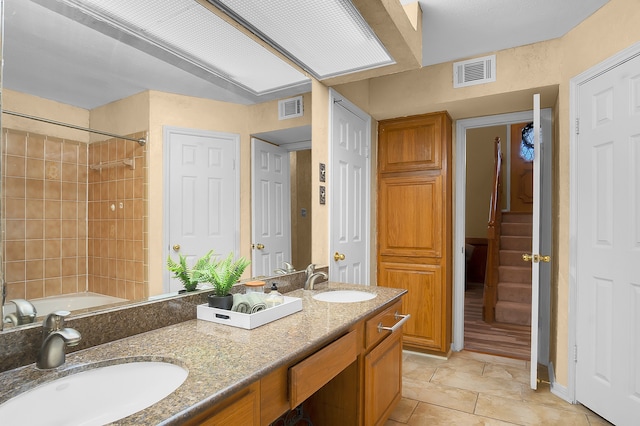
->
left=209, top=0, right=395, bottom=79
left=58, top=0, right=309, bottom=95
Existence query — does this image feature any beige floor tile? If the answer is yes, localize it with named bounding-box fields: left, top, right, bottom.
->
left=519, top=383, right=593, bottom=415
left=407, top=402, right=517, bottom=425
left=403, top=357, right=437, bottom=382
left=388, top=397, right=419, bottom=423
left=403, top=376, right=479, bottom=413
left=455, top=350, right=528, bottom=369
left=586, top=412, right=614, bottom=425
left=475, top=393, right=591, bottom=426
left=431, top=366, right=524, bottom=400
left=482, top=362, right=530, bottom=385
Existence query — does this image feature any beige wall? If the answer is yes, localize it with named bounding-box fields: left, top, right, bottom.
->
left=332, top=0, right=640, bottom=388
left=465, top=126, right=506, bottom=238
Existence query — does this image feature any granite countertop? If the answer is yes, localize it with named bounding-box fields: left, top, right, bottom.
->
left=0, top=283, right=406, bottom=425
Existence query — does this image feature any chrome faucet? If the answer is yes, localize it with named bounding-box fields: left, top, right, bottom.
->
left=273, top=261, right=296, bottom=275
left=305, top=271, right=328, bottom=290
left=37, top=311, right=81, bottom=369
left=4, top=299, right=37, bottom=325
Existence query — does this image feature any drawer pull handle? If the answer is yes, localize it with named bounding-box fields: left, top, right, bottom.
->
left=377, top=312, right=411, bottom=333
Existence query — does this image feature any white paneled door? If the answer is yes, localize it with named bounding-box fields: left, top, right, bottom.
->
left=575, top=52, right=640, bottom=425
left=251, top=138, right=292, bottom=277
left=330, top=91, right=370, bottom=285
left=165, top=127, right=240, bottom=293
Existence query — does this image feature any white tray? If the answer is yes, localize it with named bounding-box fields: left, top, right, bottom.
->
left=196, top=295, right=302, bottom=329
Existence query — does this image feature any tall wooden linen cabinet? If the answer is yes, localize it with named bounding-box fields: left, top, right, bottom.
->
left=377, top=112, right=453, bottom=355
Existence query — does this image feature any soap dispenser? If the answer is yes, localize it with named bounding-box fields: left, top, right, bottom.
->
left=265, top=283, right=284, bottom=308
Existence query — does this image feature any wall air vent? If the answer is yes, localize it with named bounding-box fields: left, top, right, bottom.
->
left=278, top=96, right=304, bottom=120
left=453, top=55, right=496, bottom=88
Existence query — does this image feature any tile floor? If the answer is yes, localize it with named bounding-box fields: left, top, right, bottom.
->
left=386, top=350, right=613, bottom=425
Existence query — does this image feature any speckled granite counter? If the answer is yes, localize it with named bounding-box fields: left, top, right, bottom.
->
left=0, top=283, right=405, bottom=425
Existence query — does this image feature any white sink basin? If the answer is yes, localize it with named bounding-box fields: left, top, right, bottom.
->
left=0, top=361, right=188, bottom=425
left=313, top=290, right=377, bottom=303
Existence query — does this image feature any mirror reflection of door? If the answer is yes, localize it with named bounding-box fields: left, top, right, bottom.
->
left=251, top=138, right=292, bottom=277
left=165, top=127, right=240, bottom=293
left=510, top=122, right=535, bottom=213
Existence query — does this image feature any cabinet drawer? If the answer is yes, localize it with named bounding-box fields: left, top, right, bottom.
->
left=289, top=329, right=357, bottom=408
left=365, top=300, right=404, bottom=350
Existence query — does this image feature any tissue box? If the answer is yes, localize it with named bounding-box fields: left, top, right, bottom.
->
left=196, top=296, right=302, bottom=329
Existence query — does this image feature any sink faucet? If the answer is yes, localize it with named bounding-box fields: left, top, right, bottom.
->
left=4, top=299, right=37, bottom=325
left=37, top=311, right=82, bottom=369
left=305, top=271, right=328, bottom=290
left=273, top=261, right=296, bottom=275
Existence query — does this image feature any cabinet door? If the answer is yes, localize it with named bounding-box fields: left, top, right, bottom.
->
left=378, top=114, right=443, bottom=173
left=364, top=330, right=403, bottom=426
left=378, top=262, right=443, bottom=351
left=378, top=174, right=443, bottom=258
left=194, top=382, right=260, bottom=426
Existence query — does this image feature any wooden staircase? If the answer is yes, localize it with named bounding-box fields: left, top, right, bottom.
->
left=495, top=212, right=532, bottom=325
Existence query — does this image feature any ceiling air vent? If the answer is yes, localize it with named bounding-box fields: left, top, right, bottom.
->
left=453, top=55, right=496, bottom=88
left=278, top=96, right=303, bottom=120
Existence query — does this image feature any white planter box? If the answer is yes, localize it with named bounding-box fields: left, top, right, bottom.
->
left=196, top=296, right=302, bottom=329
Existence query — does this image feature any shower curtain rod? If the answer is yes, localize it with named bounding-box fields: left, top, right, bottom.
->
left=1, top=109, right=147, bottom=146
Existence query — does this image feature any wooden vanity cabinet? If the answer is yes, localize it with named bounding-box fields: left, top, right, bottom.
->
left=363, top=301, right=404, bottom=426
left=377, top=112, right=453, bottom=355
left=189, top=298, right=406, bottom=426
left=185, top=381, right=260, bottom=426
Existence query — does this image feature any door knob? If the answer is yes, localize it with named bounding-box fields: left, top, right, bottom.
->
left=252, top=243, right=265, bottom=250
left=334, top=252, right=345, bottom=261
left=522, top=253, right=551, bottom=263
left=172, top=244, right=180, bottom=251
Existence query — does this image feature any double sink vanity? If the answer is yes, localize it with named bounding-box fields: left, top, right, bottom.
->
left=0, top=281, right=406, bottom=425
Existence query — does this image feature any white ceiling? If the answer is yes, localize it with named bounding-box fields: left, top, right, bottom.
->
left=2, top=0, right=609, bottom=111
left=410, top=0, right=609, bottom=66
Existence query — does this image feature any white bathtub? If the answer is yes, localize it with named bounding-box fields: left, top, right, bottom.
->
left=3, top=292, right=128, bottom=321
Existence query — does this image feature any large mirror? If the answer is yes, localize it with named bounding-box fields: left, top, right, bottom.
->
left=1, top=0, right=315, bottom=330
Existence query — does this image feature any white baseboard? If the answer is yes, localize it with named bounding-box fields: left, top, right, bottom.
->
left=548, top=362, right=573, bottom=403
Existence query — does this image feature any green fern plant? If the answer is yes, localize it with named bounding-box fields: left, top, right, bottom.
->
left=192, top=252, right=251, bottom=296
left=167, top=250, right=214, bottom=292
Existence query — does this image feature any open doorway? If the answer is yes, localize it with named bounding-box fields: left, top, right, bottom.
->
left=454, top=109, right=552, bottom=365
left=464, top=124, right=531, bottom=359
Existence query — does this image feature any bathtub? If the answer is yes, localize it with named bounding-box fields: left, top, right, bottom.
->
left=3, top=292, right=128, bottom=323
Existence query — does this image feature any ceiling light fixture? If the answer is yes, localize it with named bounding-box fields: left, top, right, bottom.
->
left=42, top=0, right=310, bottom=96
left=207, top=0, right=395, bottom=79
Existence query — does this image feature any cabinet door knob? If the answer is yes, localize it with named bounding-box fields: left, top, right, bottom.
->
left=172, top=244, right=180, bottom=251
left=333, top=252, right=346, bottom=261
left=252, top=243, right=265, bottom=250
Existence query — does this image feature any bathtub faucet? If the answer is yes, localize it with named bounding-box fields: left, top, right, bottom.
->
left=4, top=299, right=37, bottom=325
left=37, top=310, right=82, bottom=369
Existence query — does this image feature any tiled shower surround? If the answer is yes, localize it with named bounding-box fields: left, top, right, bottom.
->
left=2, top=128, right=148, bottom=303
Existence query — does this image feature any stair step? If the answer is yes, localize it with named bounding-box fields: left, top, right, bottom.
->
left=500, top=250, right=529, bottom=266
left=495, top=301, right=531, bottom=326
left=499, top=266, right=531, bottom=283
left=501, top=222, right=532, bottom=237
left=500, top=236, right=531, bottom=251
left=498, top=282, right=532, bottom=303
left=502, top=212, right=533, bottom=223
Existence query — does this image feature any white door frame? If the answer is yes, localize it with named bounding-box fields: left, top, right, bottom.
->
left=568, top=40, right=640, bottom=404
left=453, top=109, right=552, bottom=356
left=162, top=126, right=241, bottom=293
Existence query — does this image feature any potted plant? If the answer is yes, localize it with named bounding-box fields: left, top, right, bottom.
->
left=167, top=250, right=214, bottom=292
left=193, top=252, right=251, bottom=310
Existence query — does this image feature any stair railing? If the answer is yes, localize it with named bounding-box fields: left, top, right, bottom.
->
left=483, top=137, right=502, bottom=323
